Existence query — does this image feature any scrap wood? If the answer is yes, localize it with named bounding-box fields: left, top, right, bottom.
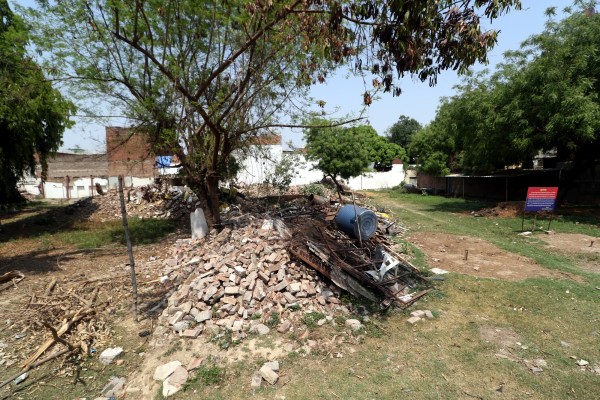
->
left=0, top=270, right=24, bottom=292
left=40, top=321, right=74, bottom=350
left=70, top=287, right=99, bottom=307
left=80, top=273, right=128, bottom=287
left=0, top=344, right=81, bottom=390
left=44, top=277, right=58, bottom=296
left=21, top=307, right=94, bottom=369
left=0, top=270, right=24, bottom=284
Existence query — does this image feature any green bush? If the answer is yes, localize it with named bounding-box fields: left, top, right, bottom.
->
left=301, top=183, right=326, bottom=197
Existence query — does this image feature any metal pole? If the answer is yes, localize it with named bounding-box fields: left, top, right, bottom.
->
left=118, top=175, right=138, bottom=321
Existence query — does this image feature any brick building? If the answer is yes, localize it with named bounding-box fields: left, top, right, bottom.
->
left=106, top=126, right=154, bottom=178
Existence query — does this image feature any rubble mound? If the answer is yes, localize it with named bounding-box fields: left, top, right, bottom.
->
left=154, top=196, right=427, bottom=344
left=473, top=201, right=525, bottom=218
left=156, top=217, right=347, bottom=342
left=84, top=184, right=196, bottom=221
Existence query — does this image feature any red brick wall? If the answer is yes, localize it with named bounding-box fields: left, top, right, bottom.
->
left=106, top=127, right=155, bottom=177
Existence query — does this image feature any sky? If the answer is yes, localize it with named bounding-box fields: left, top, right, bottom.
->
left=12, top=0, right=575, bottom=152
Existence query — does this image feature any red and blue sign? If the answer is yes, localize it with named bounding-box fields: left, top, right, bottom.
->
left=524, top=187, right=558, bottom=212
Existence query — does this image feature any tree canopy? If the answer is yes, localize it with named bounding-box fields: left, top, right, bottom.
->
left=385, top=115, right=422, bottom=150
left=0, top=0, right=74, bottom=204
left=410, top=5, right=600, bottom=179
left=304, top=121, right=404, bottom=189
left=24, top=0, right=520, bottom=227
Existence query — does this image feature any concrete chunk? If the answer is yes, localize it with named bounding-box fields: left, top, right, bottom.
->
left=163, top=366, right=189, bottom=397
left=224, top=286, right=240, bottom=295
left=169, top=311, right=184, bottom=325
left=203, top=286, right=218, bottom=302
left=252, top=323, right=270, bottom=335
left=251, top=372, right=262, bottom=389
left=263, top=360, right=280, bottom=372
left=277, top=320, right=292, bottom=333
left=195, top=309, right=212, bottom=323
left=99, top=347, right=123, bottom=365
left=345, top=319, right=362, bottom=331
left=154, top=361, right=182, bottom=381
left=259, top=365, right=279, bottom=385
left=182, top=326, right=203, bottom=338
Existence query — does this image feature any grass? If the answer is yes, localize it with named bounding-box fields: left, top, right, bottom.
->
left=183, top=364, right=223, bottom=393
left=301, top=311, right=325, bottom=330
left=372, top=191, right=600, bottom=278
left=266, top=311, right=281, bottom=328
left=34, top=218, right=177, bottom=249
left=2, top=199, right=177, bottom=250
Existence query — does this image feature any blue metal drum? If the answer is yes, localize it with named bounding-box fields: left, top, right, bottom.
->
left=334, top=204, right=378, bottom=240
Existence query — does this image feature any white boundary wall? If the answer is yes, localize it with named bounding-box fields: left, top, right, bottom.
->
left=18, top=175, right=148, bottom=199
left=235, top=145, right=405, bottom=190
left=235, top=145, right=282, bottom=185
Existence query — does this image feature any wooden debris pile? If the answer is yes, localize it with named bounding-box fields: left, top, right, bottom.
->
left=0, top=280, right=111, bottom=390
left=0, top=249, right=181, bottom=396
left=287, top=203, right=429, bottom=309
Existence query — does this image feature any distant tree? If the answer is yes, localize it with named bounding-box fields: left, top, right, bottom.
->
left=0, top=0, right=74, bottom=204
left=305, top=121, right=404, bottom=190
left=409, top=124, right=456, bottom=176
left=415, top=4, right=600, bottom=184
left=385, top=116, right=422, bottom=151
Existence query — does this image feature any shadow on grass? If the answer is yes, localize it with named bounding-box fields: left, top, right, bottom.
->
left=0, top=198, right=180, bottom=245
left=117, top=218, right=178, bottom=246
left=390, top=192, right=494, bottom=213
left=0, top=199, right=181, bottom=275
left=0, top=198, right=100, bottom=243
left=555, top=207, right=600, bottom=227
left=422, top=198, right=494, bottom=213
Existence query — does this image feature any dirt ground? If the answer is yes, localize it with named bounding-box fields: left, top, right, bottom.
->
left=540, top=233, right=600, bottom=273
left=408, top=231, right=580, bottom=281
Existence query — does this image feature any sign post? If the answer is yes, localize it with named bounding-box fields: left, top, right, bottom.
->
left=523, top=187, right=558, bottom=231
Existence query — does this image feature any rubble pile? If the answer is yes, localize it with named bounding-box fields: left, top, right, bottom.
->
left=85, top=184, right=196, bottom=221
left=156, top=217, right=350, bottom=341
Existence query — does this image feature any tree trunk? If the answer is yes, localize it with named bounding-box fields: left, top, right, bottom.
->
left=187, top=172, right=222, bottom=230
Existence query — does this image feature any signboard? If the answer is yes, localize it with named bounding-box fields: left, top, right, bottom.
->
left=524, top=187, right=558, bottom=212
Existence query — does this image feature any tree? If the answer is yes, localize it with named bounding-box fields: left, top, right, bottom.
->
left=0, top=0, right=74, bottom=204
left=502, top=6, right=600, bottom=168
left=305, top=121, right=404, bottom=190
left=385, top=115, right=422, bottom=151
left=25, top=0, right=520, bottom=228
left=415, top=4, right=600, bottom=185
